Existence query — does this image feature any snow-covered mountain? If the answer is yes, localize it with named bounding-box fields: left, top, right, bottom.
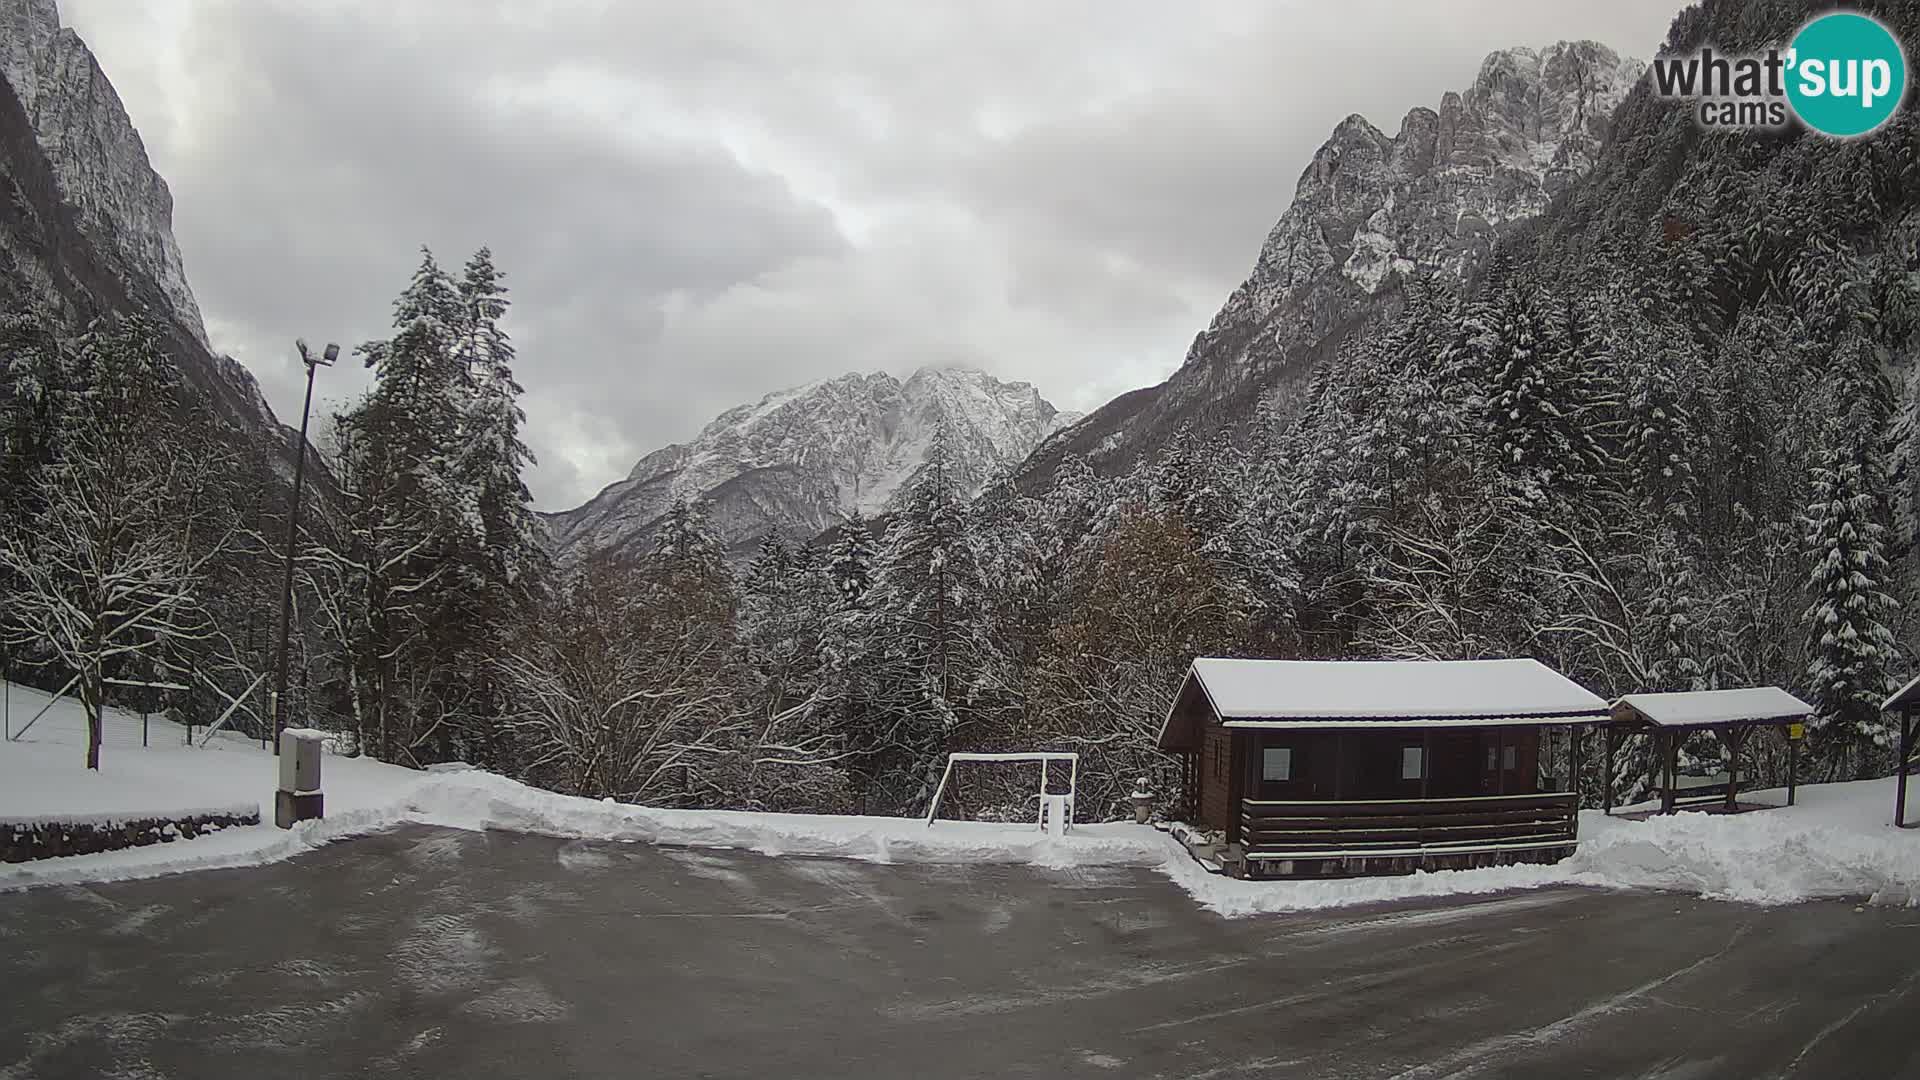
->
left=547, top=366, right=1079, bottom=561
left=1, top=0, right=207, bottom=347
left=1018, top=41, right=1645, bottom=486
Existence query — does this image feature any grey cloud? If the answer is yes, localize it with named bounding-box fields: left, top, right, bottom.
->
left=62, top=0, right=1683, bottom=508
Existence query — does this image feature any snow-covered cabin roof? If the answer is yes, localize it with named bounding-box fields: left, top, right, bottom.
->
left=1157, top=658, right=1607, bottom=750
left=1885, top=673, right=1920, bottom=714
left=1610, top=687, right=1812, bottom=728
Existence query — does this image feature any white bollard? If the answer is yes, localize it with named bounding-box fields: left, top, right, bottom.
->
left=1040, top=793, right=1071, bottom=837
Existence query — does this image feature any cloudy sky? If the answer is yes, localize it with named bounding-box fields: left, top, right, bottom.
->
left=63, top=0, right=1679, bottom=510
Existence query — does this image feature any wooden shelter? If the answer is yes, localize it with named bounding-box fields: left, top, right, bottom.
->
left=1156, top=658, right=1608, bottom=879
left=1885, top=675, right=1920, bottom=829
left=1605, top=688, right=1811, bottom=816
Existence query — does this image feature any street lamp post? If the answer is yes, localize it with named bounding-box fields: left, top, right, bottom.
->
left=271, top=339, right=337, bottom=754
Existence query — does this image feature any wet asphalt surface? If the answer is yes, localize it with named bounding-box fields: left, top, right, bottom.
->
left=1, top=825, right=1918, bottom=1079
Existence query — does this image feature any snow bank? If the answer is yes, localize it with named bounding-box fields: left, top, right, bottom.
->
left=1564, top=781, right=1920, bottom=907
left=1164, top=779, right=1920, bottom=916
left=4, top=680, right=1917, bottom=912
left=405, top=770, right=1167, bottom=870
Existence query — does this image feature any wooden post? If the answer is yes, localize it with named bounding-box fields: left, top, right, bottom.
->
left=1787, top=726, right=1798, bottom=807
left=1602, top=724, right=1614, bottom=815
left=1569, top=725, right=1583, bottom=803
left=1722, top=724, right=1741, bottom=814
left=1662, top=729, right=1679, bottom=815
left=1898, top=709, right=1914, bottom=829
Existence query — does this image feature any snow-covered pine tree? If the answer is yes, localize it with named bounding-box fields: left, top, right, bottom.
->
left=648, top=498, right=733, bottom=624
left=1469, top=277, right=1576, bottom=495
left=454, top=248, right=548, bottom=600
left=734, top=532, right=844, bottom=808
left=1803, top=331, right=1900, bottom=778
left=0, top=311, right=63, bottom=534
left=1380, top=279, right=1474, bottom=512
left=329, top=248, right=481, bottom=764
left=739, top=531, right=826, bottom=715
left=858, top=423, right=996, bottom=812
left=1892, top=357, right=1920, bottom=552
left=827, top=509, right=877, bottom=610
left=437, top=249, right=549, bottom=767
left=816, top=511, right=891, bottom=811
left=1620, top=319, right=1699, bottom=528
left=1152, top=420, right=1239, bottom=545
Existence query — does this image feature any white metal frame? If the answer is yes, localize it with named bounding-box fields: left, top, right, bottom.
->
left=924, top=751, right=1080, bottom=830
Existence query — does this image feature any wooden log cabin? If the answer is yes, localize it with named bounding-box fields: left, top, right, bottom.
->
left=1156, top=658, right=1609, bottom=879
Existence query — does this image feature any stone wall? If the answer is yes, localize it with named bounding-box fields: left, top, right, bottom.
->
left=4, top=810, right=259, bottom=863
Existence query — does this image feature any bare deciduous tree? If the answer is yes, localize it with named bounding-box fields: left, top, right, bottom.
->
left=0, top=319, right=232, bottom=769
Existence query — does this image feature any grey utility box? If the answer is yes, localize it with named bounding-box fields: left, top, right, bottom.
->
left=275, top=728, right=325, bottom=828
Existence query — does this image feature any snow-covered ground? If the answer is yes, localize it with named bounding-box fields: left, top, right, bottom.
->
left=3, top=680, right=1917, bottom=913
left=0, top=680, right=422, bottom=827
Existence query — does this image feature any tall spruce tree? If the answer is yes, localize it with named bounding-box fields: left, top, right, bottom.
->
left=1803, top=332, right=1900, bottom=777
left=859, top=424, right=994, bottom=811
left=454, top=248, right=547, bottom=598
left=332, top=248, right=486, bottom=764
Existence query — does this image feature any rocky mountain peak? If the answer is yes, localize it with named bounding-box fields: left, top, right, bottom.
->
left=1012, top=39, right=1643, bottom=490
left=0, top=0, right=209, bottom=347
left=548, top=364, right=1078, bottom=563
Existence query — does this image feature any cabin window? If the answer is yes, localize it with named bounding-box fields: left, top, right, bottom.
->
left=1486, top=746, right=1497, bottom=771
left=1503, top=745, right=1518, bottom=771
left=1401, top=746, right=1425, bottom=781
left=1262, top=747, right=1293, bottom=782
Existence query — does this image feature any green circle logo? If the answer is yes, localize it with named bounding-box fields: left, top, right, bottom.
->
left=1786, top=12, right=1907, bottom=137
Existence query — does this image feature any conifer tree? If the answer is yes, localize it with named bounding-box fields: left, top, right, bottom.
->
left=858, top=424, right=994, bottom=811
left=1804, top=332, right=1900, bottom=777
left=455, top=248, right=547, bottom=598
left=827, top=510, right=877, bottom=610
left=329, top=248, right=492, bottom=763
left=1622, top=330, right=1698, bottom=527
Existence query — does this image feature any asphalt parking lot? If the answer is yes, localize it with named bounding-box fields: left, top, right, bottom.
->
left=2, top=825, right=1918, bottom=1078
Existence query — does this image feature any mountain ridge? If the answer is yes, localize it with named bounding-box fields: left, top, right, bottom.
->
left=1016, top=39, right=1645, bottom=489
left=0, top=0, right=292, bottom=462
left=546, top=364, right=1078, bottom=561
left=0, top=0, right=208, bottom=347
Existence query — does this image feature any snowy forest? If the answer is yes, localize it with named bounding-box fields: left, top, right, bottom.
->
left=3, top=0, right=1919, bottom=824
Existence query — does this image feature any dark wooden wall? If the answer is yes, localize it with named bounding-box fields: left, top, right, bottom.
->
left=1200, top=725, right=1233, bottom=831
left=1241, top=728, right=1547, bottom=802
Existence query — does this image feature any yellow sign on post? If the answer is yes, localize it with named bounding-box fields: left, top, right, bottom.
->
left=1788, top=723, right=1806, bottom=741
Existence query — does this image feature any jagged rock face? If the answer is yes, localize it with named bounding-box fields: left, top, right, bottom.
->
left=0, top=0, right=292, bottom=470
left=1018, top=41, right=1644, bottom=487
left=547, top=366, right=1078, bottom=562
left=0, top=0, right=209, bottom=347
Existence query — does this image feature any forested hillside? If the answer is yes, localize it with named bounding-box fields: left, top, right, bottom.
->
left=4, top=0, right=1915, bottom=826
left=696, top=0, right=1920, bottom=817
